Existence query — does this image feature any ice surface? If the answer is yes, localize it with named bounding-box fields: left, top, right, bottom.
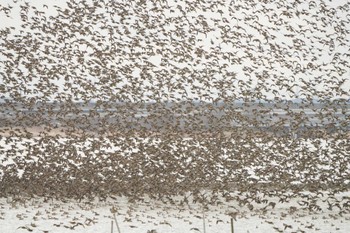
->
left=1, top=192, right=350, bottom=233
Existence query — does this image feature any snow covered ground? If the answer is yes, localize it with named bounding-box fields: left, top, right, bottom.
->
left=1, top=191, right=350, bottom=233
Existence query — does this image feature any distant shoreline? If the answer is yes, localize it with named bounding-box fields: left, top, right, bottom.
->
left=0, top=126, right=348, bottom=139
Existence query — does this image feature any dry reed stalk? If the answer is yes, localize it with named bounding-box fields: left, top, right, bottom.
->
left=202, top=207, right=206, bottom=233
left=231, top=218, right=234, bottom=233
left=113, top=213, right=122, bottom=233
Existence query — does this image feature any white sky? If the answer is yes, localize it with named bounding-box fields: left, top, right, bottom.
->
left=0, top=0, right=349, bottom=102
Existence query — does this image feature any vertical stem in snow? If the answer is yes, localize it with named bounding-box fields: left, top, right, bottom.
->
left=111, top=220, right=114, bottom=233
left=231, top=218, right=234, bottom=233
left=113, top=213, right=122, bottom=233
left=202, top=207, right=206, bottom=233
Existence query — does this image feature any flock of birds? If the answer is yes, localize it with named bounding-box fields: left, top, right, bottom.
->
left=0, top=135, right=349, bottom=204
left=0, top=0, right=349, bottom=104
left=0, top=0, right=349, bottom=231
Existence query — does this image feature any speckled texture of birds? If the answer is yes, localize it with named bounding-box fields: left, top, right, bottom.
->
left=0, top=0, right=349, bottom=231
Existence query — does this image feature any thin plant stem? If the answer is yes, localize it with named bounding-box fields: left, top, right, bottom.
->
left=231, top=218, right=234, bottom=233
left=202, top=207, right=206, bottom=233
left=113, top=213, right=122, bottom=233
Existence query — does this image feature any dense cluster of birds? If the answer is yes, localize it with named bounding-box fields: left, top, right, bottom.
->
left=0, top=0, right=349, bottom=216
left=1, top=135, right=349, bottom=203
